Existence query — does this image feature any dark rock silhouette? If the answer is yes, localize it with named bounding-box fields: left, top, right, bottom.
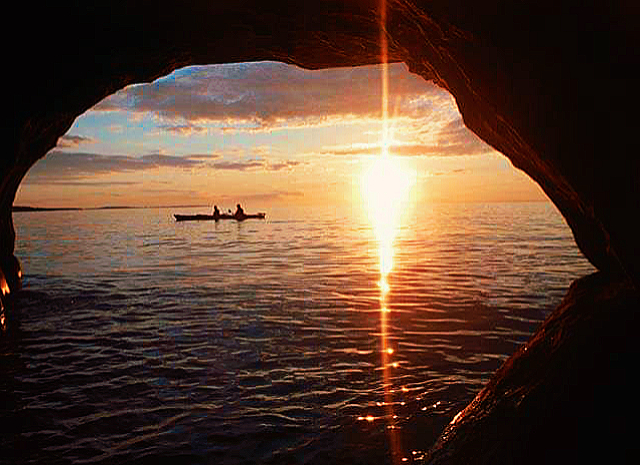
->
left=2, top=1, right=638, bottom=462
left=426, top=272, right=639, bottom=464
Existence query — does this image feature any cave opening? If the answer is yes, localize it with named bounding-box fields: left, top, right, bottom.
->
left=3, top=61, right=596, bottom=464
left=3, top=1, right=638, bottom=462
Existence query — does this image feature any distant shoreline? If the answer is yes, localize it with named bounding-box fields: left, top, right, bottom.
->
left=12, top=205, right=208, bottom=212
left=12, top=200, right=552, bottom=213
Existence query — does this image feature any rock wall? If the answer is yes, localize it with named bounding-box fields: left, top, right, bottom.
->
left=426, top=272, right=639, bottom=464
left=2, top=0, right=638, bottom=460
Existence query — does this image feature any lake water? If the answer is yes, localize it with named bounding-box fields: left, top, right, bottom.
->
left=1, top=202, right=593, bottom=464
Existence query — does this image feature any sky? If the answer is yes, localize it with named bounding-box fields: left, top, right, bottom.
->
left=15, top=61, right=547, bottom=209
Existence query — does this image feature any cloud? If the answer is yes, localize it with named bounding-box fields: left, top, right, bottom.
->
left=25, top=150, right=203, bottom=180
left=138, top=153, right=203, bottom=168
left=87, top=62, right=496, bottom=159
left=92, top=62, right=452, bottom=131
left=158, top=123, right=208, bottom=135
left=434, top=119, right=494, bottom=155
left=22, top=180, right=142, bottom=186
left=319, top=119, right=494, bottom=157
left=186, top=153, right=222, bottom=160
left=211, top=159, right=302, bottom=172
left=425, top=168, right=468, bottom=177
left=82, top=62, right=497, bottom=160
left=56, top=134, right=95, bottom=148
left=211, top=161, right=264, bottom=171
left=267, top=160, right=302, bottom=171
left=24, top=150, right=302, bottom=183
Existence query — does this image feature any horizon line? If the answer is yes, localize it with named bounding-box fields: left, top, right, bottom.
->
left=12, top=204, right=209, bottom=212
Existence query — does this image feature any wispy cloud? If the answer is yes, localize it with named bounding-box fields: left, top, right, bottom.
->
left=425, top=168, right=468, bottom=177
left=211, top=161, right=264, bottom=171
left=84, top=61, right=499, bottom=161
left=211, top=159, right=302, bottom=172
left=267, top=160, right=302, bottom=171
left=158, top=123, right=208, bottom=135
left=92, top=62, right=453, bottom=132
left=87, top=61, right=495, bottom=160
left=56, top=134, right=95, bottom=148
left=24, top=150, right=302, bottom=183
left=186, top=153, right=223, bottom=160
left=319, top=119, right=494, bottom=157
left=22, top=180, right=142, bottom=186
left=26, top=151, right=202, bottom=180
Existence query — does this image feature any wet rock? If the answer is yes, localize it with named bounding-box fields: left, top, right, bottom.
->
left=426, top=272, right=639, bottom=464
left=0, top=254, right=21, bottom=295
left=0, top=268, right=7, bottom=306
left=1, top=1, right=638, bottom=461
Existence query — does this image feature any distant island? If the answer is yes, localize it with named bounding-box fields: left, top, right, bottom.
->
left=12, top=206, right=84, bottom=212
left=13, top=205, right=207, bottom=212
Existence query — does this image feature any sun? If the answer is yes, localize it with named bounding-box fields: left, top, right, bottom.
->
left=361, top=152, right=416, bottom=275
left=362, top=154, right=415, bottom=219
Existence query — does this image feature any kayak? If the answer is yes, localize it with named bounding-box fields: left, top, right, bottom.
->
left=174, top=212, right=266, bottom=222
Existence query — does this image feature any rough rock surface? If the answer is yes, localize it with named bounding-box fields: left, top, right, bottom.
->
left=3, top=1, right=639, bottom=462
left=426, top=272, right=639, bottom=464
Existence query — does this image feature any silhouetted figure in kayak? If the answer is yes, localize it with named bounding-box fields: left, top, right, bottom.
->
left=212, top=205, right=221, bottom=220
left=234, top=203, right=245, bottom=219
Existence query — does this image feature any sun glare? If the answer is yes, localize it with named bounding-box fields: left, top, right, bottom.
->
left=361, top=154, right=416, bottom=275
left=358, top=3, right=417, bottom=463
left=363, top=148, right=415, bottom=465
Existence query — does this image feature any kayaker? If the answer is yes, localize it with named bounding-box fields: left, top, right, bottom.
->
left=234, top=204, right=245, bottom=218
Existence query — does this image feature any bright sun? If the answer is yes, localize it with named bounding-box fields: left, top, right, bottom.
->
left=361, top=153, right=416, bottom=275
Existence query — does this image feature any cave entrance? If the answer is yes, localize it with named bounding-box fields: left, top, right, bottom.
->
left=7, top=61, right=593, bottom=464
left=16, top=61, right=552, bottom=209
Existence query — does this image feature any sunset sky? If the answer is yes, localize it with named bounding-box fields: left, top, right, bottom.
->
left=15, top=62, right=547, bottom=209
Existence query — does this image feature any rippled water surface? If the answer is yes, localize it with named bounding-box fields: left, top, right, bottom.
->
left=2, top=203, right=593, bottom=464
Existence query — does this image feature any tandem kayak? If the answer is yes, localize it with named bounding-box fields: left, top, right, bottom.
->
left=174, top=213, right=266, bottom=222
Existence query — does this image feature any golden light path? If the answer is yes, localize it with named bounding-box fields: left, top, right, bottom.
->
left=357, top=2, right=417, bottom=462
left=361, top=144, right=416, bottom=465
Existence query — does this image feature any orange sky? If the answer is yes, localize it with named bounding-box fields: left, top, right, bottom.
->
left=15, top=62, right=548, bottom=210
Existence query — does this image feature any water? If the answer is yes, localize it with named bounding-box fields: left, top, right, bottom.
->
left=2, top=203, right=593, bottom=464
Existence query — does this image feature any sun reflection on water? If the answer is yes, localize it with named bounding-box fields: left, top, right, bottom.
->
left=356, top=1, right=418, bottom=462
left=360, top=126, right=416, bottom=465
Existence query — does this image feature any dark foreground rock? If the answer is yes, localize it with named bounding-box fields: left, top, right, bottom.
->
left=426, top=272, right=639, bottom=464
left=2, top=1, right=639, bottom=463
